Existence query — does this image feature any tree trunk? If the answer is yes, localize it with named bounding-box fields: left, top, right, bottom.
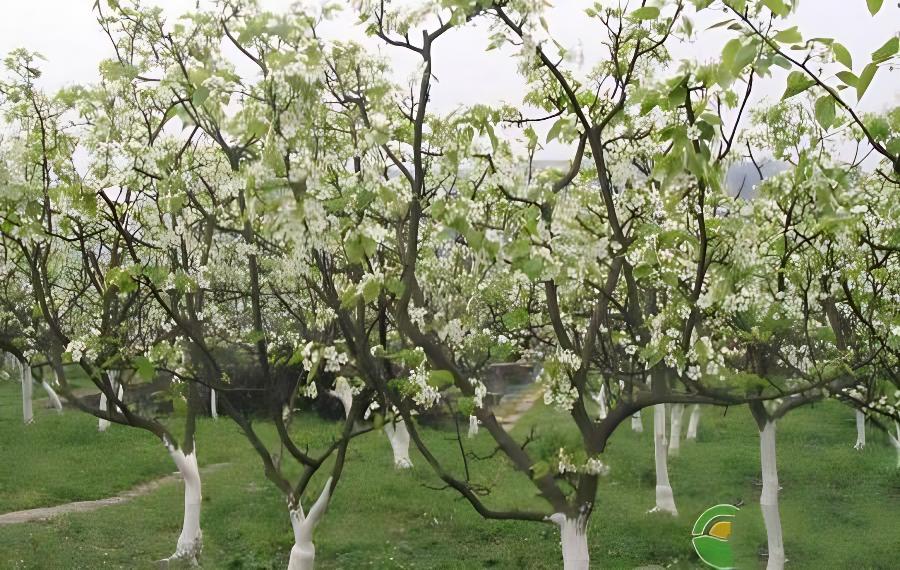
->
left=22, top=363, right=34, bottom=425
left=41, top=380, right=64, bottom=413
left=549, top=513, right=589, bottom=570
left=631, top=410, right=643, bottom=433
left=384, top=419, right=413, bottom=469
left=889, top=422, right=900, bottom=469
left=328, top=377, right=354, bottom=420
left=98, top=371, right=123, bottom=432
left=759, top=420, right=785, bottom=570
left=668, top=403, right=684, bottom=457
left=210, top=389, right=218, bottom=419
left=854, top=410, right=866, bottom=450
left=595, top=384, right=608, bottom=420
left=467, top=415, right=479, bottom=438
left=288, top=477, right=333, bottom=570
left=164, top=440, right=203, bottom=565
left=651, top=404, right=677, bottom=515
left=685, top=404, right=700, bottom=440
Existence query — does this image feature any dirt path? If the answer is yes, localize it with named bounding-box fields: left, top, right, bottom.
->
left=0, top=463, right=229, bottom=525
left=494, top=384, right=543, bottom=429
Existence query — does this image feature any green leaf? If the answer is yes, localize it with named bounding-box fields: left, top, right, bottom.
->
left=856, top=62, right=877, bottom=100
left=732, top=42, right=759, bottom=73
left=134, top=356, right=155, bottom=381
left=871, top=37, right=898, bottom=64
left=530, top=460, right=551, bottom=480
left=546, top=117, right=564, bottom=143
left=191, top=86, right=210, bottom=107
left=836, top=70, right=858, bottom=87
left=721, top=38, right=742, bottom=71
left=761, top=0, right=789, bottom=17
left=630, top=6, right=660, bottom=20
left=502, top=308, right=529, bottom=329
left=773, top=26, right=802, bottom=44
left=361, top=278, right=381, bottom=303
left=781, top=71, right=815, bottom=100
left=814, top=96, right=836, bottom=129
left=866, top=0, right=884, bottom=15
left=832, top=42, right=853, bottom=69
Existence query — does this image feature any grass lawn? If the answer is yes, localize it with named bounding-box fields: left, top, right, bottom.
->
left=0, top=379, right=898, bottom=569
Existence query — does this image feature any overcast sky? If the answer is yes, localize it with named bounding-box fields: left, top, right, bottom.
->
left=1, top=1, right=897, bottom=159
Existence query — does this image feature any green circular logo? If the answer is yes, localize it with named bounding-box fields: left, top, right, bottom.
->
left=691, top=503, right=740, bottom=569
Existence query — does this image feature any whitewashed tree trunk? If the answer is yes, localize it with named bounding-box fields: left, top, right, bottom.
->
left=668, top=404, right=684, bottom=457
left=549, top=513, right=589, bottom=570
left=467, top=415, right=479, bottom=438
left=22, top=363, right=34, bottom=425
left=384, top=419, right=413, bottom=469
left=209, top=389, right=218, bottom=419
left=759, top=420, right=785, bottom=570
left=651, top=404, right=677, bottom=515
left=631, top=410, right=643, bottom=433
left=98, top=371, right=123, bottom=432
left=853, top=410, right=866, bottom=450
left=328, top=377, right=354, bottom=419
left=164, top=440, right=203, bottom=565
left=889, top=422, right=900, bottom=469
left=288, top=477, right=333, bottom=570
left=595, top=384, right=608, bottom=420
left=41, top=380, right=63, bottom=412
left=686, top=404, right=700, bottom=440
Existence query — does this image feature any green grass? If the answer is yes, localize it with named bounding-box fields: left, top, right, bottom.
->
left=0, top=378, right=898, bottom=569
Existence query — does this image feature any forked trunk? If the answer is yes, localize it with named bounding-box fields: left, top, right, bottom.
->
left=651, top=404, right=677, bottom=515
left=384, top=419, right=413, bottom=469
left=685, top=404, right=700, bottom=440
left=631, top=410, right=643, bottom=433
left=22, top=363, right=33, bottom=425
left=853, top=410, right=866, bottom=450
left=668, top=404, right=684, bottom=457
left=288, top=477, right=333, bottom=570
left=759, top=420, right=785, bottom=570
left=549, top=513, right=589, bottom=570
left=164, top=440, right=203, bottom=565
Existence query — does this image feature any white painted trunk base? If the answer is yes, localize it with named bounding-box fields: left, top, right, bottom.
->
left=854, top=410, right=866, bottom=450
left=549, top=513, right=589, bottom=570
left=41, top=380, right=63, bottom=413
left=686, top=405, right=700, bottom=440
left=759, top=421, right=785, bottom=570
left=98, top=372, right=123, bottom=432
left=467, top=415, right=479, bottom=438
left=164, top=442, right=203, bottom=565
left=595, top=384, right=608, bottom=420
left=384, top=420, right=413, bottom=469
left=328, top=378, right=354, bottom=419
left=210, top=389, right=218, bottom=419
left=22, top=364, right=33, bottom=425
left=288, top=477, right=333, bottom=570
left=668, top=404, right=684, bottom=457
left=889, top=422, right=900, bottom=469
left=650, top=404, right=677, bottom=515
left=631, top=410, right=643, bottom=433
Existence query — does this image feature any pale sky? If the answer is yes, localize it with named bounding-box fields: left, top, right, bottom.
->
left=1, top=1, right=897, bottom=159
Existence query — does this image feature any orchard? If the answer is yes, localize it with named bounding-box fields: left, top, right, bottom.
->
left=0, top=1, right=898, bottom=568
